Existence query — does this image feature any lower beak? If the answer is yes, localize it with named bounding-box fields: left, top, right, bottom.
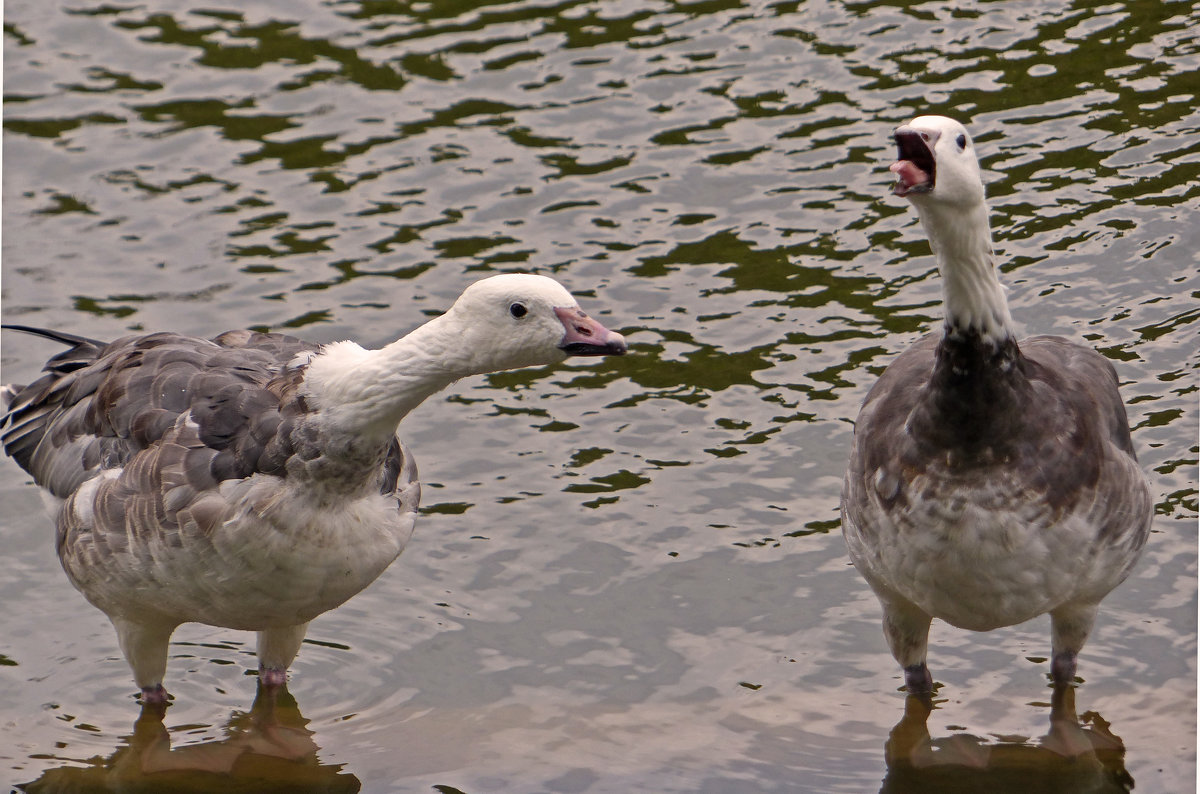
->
left=554, top=306, right=627, bottom=356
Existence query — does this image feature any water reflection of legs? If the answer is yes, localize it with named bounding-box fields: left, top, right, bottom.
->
left=881, top=686, right=1133, bottom=793
left=19, top=685, right=361, bottom=792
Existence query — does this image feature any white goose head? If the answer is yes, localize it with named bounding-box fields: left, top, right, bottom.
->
left=442, top=273, right=627, bottom=373
left=890, top=115, right=985, bottom=209
left=303, top=273, right=626, bottom=439
left=887, top=115, right=1013, bottom=343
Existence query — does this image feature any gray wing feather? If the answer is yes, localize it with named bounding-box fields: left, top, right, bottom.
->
left=3, top=326, right=417, bottom=511
left=844, top=332, right=1151, bottom=552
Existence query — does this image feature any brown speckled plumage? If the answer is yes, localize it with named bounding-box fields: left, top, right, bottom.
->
left=6, top=329, right=411, bottom=500
left=841, top=116, right=1152, bottom=693
left=1, top=274, right=627, bottom=704
left=5, top=326, right=420, bottom=633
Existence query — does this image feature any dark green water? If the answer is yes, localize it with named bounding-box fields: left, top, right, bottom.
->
left=2, top=0, right=1196, bottom=791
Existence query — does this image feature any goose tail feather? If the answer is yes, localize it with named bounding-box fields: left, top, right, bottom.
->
left=1, top=324, right=109, bottom=378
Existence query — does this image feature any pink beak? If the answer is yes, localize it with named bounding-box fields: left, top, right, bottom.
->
left=554, top=306, right=627, bottom=357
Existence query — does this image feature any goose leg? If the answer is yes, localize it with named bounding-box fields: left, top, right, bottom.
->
left=880, top=597, right=934, bottom=694
left=110, top=616, right=177, bottom=703
left=257, top=622, right=310, bottom=687
left=1049, top=602, right=1097, bottom=686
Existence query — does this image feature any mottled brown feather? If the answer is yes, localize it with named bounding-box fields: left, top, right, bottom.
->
left=847, top=327, right=1149, bottom=550
left=2, top=328, right=417, bottom=525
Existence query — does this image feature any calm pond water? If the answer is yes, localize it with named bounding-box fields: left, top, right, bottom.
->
left=2, top=0, right=1196, bottom=791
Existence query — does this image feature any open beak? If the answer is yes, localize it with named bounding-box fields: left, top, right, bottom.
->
left=554, top=306, right=627, bottom=357
left=890, top=126, right=936, bottom=196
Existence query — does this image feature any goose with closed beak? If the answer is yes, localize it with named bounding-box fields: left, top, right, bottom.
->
left=2, top=273, right=627, bottom=704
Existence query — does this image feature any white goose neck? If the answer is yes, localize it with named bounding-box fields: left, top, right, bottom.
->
left=913, top=198, right=1014, bottom=345
left=302, top=313, right=476, bottom=442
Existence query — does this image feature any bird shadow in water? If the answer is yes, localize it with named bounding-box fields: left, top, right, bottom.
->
left=880, top=685, right=1132, bottom=793
left=17, top=685, right=361, bottom=794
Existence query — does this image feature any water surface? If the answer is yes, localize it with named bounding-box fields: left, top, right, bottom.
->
left=2, top=0, right=1196, bottom=791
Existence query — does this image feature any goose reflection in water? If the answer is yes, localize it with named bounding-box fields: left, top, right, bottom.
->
left=882, top=686, right=1131, bottom=794
left=18, top=686, right=359, bottom=794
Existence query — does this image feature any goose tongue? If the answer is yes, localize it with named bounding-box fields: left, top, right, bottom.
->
left=890, top=159, right=931, bottom=195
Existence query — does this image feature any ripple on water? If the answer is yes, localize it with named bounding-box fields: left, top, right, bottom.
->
left=2, top=0, right=1196, bottom=791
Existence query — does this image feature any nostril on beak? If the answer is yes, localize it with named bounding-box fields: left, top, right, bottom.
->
left=576, top=325, right=593, bottom=337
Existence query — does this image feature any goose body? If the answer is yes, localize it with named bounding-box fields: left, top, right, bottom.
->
left=2, top=273, right=626, bottom=703
left=841, top=116, right=1152, bottom=692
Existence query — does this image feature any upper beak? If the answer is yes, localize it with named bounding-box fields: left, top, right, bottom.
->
left=554, top=306, right=627, bottom=357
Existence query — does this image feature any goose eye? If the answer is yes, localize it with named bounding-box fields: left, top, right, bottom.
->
left=509, top=302, right=528, bottom=319
left=956, top=133, right=967, bottom=150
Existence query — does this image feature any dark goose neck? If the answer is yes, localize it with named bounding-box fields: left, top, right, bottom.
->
left=911, top=324, right=1029, bottom=460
